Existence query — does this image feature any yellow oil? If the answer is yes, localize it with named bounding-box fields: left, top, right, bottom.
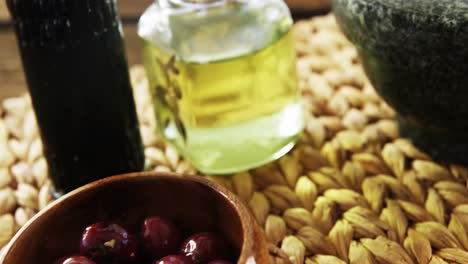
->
left=142, top=30, right=303, bottom=174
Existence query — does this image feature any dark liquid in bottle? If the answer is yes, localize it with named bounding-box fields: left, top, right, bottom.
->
left=7, top=0, right=144, bottom=196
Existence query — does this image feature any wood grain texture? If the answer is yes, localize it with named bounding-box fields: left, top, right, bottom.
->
left=287, top=0, right=330, bottom=11
left=0, top=29, right=25, bottom=100
left=0, top=1, right=9, bottom=21
left=118, top=0, right=153, bottom=18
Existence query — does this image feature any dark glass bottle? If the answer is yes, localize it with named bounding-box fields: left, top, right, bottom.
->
left=7, top=0, right=145, bottom=196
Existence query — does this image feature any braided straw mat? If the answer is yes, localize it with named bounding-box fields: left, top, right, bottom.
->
left=2, top=14, right=468, bottom=264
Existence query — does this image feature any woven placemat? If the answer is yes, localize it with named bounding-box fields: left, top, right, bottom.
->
left=2, top=14, right=468, bottom=264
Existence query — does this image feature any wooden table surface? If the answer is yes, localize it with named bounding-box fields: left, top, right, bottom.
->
left=0, top=1, right=328, bottom=101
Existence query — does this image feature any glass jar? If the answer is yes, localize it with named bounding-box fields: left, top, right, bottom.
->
left=7, top=0, right=145, bottom=196
left=139, top=0, right=303, bottom=174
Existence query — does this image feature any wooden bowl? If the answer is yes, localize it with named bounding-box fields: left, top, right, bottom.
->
left=0, top=172, right=270, bottom=264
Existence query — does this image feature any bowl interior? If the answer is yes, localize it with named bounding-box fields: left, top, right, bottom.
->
left=3, top=174, right=243, bottom=263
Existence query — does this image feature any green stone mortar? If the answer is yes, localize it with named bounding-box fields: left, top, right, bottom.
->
left=332, top=0, right=468, bottom=164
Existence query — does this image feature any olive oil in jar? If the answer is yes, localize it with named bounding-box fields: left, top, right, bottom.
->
left=139, top=0, right=303, bottom=174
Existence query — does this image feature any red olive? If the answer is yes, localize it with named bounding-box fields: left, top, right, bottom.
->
left=54, top=255, right=96, bottom=264
left=141, top=216, right=182, bottom=259
left=179, top=232, right=228, bottom=263
left=154, top=255, right=192, bottom=264
left=80, top=222, right=138, bottom=263
left=207, top=260, right=232, bottom=264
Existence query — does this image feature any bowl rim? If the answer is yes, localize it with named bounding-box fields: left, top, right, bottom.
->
left=0, top=172, right=262, bottom=264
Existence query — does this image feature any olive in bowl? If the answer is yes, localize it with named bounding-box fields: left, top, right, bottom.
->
left=54, top=216, right=234, bottom=264
left=0, top=173, right=270, bottom=264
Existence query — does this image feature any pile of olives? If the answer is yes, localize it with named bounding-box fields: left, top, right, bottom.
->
left=55, top=216, right=234, bottom=264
